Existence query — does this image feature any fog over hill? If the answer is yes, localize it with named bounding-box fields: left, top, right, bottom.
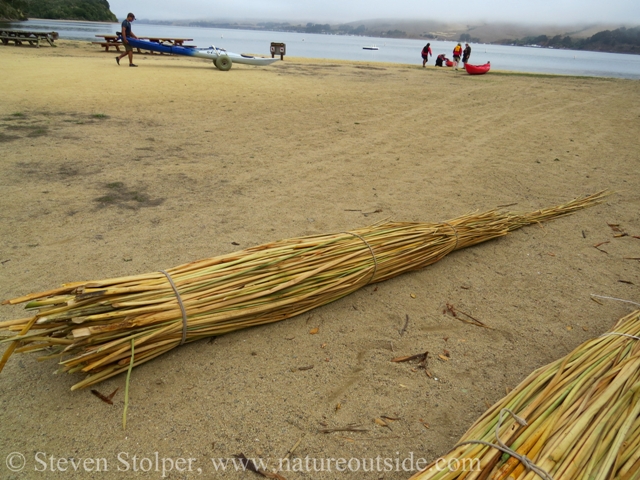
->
left=341, top=19, right=622, bottom=43
left=136, top=17, right=631, bottom=44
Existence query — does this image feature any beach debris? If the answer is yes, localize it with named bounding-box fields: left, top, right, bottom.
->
left=374, top=418, right=392, bottom=430
left=593, top=240, right=610, bottom=253
left=319, top=424, right=368, bottom=433
left=381, top=415, right=400, bottom=422
left=0, top=192, right=609, bottom=390
left=392, top=350, right=431, bottom=377
left=233, top=454, right=286, bottom=479
left=90, top=387, right=119, bottom=405
left=399, top=314, right=409, bottom=336
left=391, top=351, right=428, bottom=363
left=282, top=435, right=304, bottom=462
left=443, top=303, right=490, bottom=328
left=607, top=222, right=628, bottom=237
left=363, top=209, right=382, bottom=217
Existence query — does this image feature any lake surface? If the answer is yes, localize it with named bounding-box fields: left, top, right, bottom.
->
left=3, top=18, right=640, bottom=79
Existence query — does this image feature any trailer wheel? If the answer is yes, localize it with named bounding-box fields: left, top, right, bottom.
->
left=215, top=55, right=232, bottom=71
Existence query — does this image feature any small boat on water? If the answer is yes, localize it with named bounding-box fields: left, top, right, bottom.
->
left=362, top=45, right=378, bottom=50
left=464, top=62, right=491, bottom=75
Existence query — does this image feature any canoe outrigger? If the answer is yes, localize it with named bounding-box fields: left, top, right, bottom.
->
left=122, top=36, right=280, bottom=70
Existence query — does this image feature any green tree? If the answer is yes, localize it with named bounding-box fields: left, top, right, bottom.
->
left=14, top=0, right=117, bottom=22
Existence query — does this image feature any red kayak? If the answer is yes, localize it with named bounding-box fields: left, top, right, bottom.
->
left=445, top=60, right=454, bottom=67
left=464, top=62, right=491, bottom=75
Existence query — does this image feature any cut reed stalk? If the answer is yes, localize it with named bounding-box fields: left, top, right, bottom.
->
left=410, top=309, right=640, bottom=480
left=0, top=192, right=608, bottom=390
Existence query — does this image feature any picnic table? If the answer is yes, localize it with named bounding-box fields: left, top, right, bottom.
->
left=93, top=35, right=194, bottom=53
left=0, top=30, right=58, bottom=47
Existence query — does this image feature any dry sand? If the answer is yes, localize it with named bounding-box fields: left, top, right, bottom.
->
left=1, top=40, right=639, bottom=479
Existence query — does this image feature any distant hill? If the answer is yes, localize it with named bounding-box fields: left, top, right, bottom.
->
left=339, top=19, right=629, bottom=44
left=209, top=18, right=639, bottom=55
left=140, top=17, right=637, bottom=54
left=0, top=0, right=117, bottom=22
left=496, top=26, right=640, bottom=54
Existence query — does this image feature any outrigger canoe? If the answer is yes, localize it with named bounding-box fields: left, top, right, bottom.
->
left=123, top=37, right=280, bottom=70
left=464, top=62, right=491, bottom=75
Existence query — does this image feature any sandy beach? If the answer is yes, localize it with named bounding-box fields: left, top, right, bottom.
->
left=1, top=40, right=639, bottom=479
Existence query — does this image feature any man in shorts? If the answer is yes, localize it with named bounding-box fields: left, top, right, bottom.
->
left=116, top=13, right=138, bottom=67
left=462, top=43, right=471, bottom=65
left=452, top=43, right=462, bottom=69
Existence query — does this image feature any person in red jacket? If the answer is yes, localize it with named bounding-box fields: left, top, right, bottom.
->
left=452, top=43, right=463, bottom=69
left=421, top=43, right=432, bottom=67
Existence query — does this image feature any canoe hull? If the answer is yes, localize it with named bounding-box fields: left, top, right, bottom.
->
left=124, top=37, right=280, bottom=67
left=464, top=62, right=491, bottom=75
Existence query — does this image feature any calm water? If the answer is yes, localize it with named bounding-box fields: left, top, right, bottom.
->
left=3, top=18, right=640, bottom=79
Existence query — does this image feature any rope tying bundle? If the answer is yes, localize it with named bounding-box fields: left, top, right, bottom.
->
left=159, top=270, right=188, bottom=345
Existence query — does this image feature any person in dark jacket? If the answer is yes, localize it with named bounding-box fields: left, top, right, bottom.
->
left=421, top=43, right=432, bottom=67
left=435, top=54, right=449, bottom=67
left=462, top=43, right=471, bottom=65
left=116, top=13, right=139, bottom=67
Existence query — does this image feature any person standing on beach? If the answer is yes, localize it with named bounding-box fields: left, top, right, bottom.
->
left=462, top=43, right=471, bottom=65
left=452, top=43, right=462, bottom=69
left=116, top=13, right=138, bottom=67
left=421, top=43, right=432, bottom=67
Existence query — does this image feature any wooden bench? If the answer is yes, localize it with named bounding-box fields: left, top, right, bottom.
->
left=92, top=41, right=136, bottom=53
left=0, top=30, right=58, bottom=47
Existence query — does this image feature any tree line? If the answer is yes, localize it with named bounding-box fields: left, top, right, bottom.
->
left=0, top=0, right=116, bottom=22
left=495, top=26, right=640, bottom=54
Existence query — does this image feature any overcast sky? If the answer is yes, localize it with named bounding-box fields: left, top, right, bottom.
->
left=108, top=0, right=639, bottom=25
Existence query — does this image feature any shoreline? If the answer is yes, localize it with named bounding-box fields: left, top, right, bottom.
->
left=24, top=38, right=640, bottom=81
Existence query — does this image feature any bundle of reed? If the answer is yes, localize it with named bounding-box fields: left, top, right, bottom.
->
left=410, top=308, right=640, bottom=480
left=0, top=192, right=607, bottom=390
